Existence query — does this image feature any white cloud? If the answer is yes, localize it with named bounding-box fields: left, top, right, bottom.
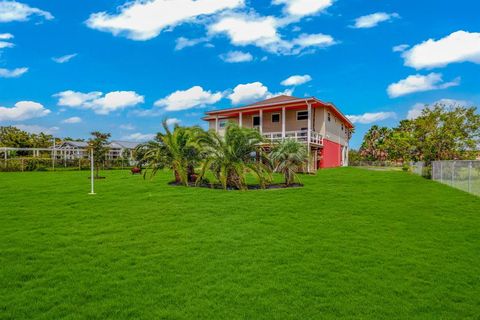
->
left=54, top=90, right=144, bottom=115
left=0, top=33, right=13, bottom=39
left=52, top=53, right=77, bottom=64
left=281, top=74, right=312, bottom=86
left=62, top=116, right=82, bottom=124
left=86, top=0, right=244, bottom=41
left=0, top=1, right=53, bottom=22
left=209, top=14, right=280, bottom=47
left=347, top=112, right=396, bottom=124
left=15, top=124, right=59, bottom=135
left=393, top=44, right=409, bottom=52
left=402, top=31, right=480, bottom=69
left=0, top=40, right=13, bottom=49
left=166, top=118, right=181, bottom=126
left=122, top=132, right=155, bottom=141
left=55, top=90, right=103, bottom=107
left=0, top=67, right=28, bottom=78
left=0, top=33, right=13, bottom=48
left=228, top=82, right=269, bottom=105
left=273, top=0, right=333, bottom=17
left=0, top=101, right=50, bottom=121
left=228, top=81, right=295, bottom=105
left=154, top=86, right=223, bottom=111
left=387, top=73, right=460, bottom=98
left=407, top=99, right=470, bottom=120
left=209, top=13, right=336, bottom=55
left=175, top=36, right=209, bottom=50
left=220, top=50, right=253, bottom=63
left=352, top=12, right=399, bottom=29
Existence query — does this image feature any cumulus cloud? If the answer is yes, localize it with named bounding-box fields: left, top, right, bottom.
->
left=227, top=81, right=293, bottom=105
left=86, top=0, right=244, bottom=41
left=220, top=50, right=253, bottom=63
left=228, top=82, right=269, bottom=105
left=154, top=86, right=223, bottom=111
left=273, top=0, right=333, bottom=17
left=54, top=90, right=144, bottom=115
left=52, top=53, right=77, bottom=64
left=0, top=101, right=50, bottom=121
left=166, top=118, right=181, bottom=126
left=387, top=73, right=460, bottom=98
left=407, top=99, right=470, bottom=120
left=209, top=13, right=336, bottom=55
left=352, top=12, right=399, bottom=29
left=122, top=132, right=156, bottom=141
left=0, top=67, right=28, bottom=78
left=62, top=116, right=82, bottom=124
left=0, top=1, right=53, bottom=22
left=281, top=74, right=312, bottom=86
left=402, top=31, right=480, bottom=69
left=347, top=112, right=396, bottom=124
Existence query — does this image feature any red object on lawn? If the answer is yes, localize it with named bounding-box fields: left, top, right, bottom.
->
left=131, top=167, right=142, bottom=175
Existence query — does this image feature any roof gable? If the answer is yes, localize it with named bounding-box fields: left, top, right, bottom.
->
left=244, top=95, right=303, bottom=107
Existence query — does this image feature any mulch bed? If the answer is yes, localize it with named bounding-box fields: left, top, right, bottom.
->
left=168, top=181, right=303, bottom=190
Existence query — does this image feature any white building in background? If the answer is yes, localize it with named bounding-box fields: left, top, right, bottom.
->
left=54, top=141, right=141, bottom=160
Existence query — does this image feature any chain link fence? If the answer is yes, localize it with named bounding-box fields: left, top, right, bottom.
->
left=431, top=161, right=480, bottom=196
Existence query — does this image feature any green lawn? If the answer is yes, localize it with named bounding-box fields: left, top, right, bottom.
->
left=1, top=168, right=479, bottom=319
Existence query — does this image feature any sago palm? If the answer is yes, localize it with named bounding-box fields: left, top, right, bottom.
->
left=197, top=124, right=271, bottom=190
left=270, top=139, right=308, bottom=186
left=138, top=120, right=203, bottom=186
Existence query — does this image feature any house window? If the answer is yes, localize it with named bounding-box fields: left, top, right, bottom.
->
left=327, top=113, right=331, bottom=122
left=297, top=111, right=308, bottom=120
left=341, top=124, right=344, bottom=131
left=253, top=115, right=260, bottom=127
left=271, top=113, right=280, bottom=123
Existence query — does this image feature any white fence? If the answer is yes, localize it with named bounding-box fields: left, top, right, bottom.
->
left=431, top=161, right=480, bottom=196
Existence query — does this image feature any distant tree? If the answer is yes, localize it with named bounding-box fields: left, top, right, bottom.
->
left=0, top=126, right=32, bottom=148
left=359, top=125, right=391, bottom=161
left=358, top=104, right=480, bottom=164
left=88, top=131, right=111, bottom=178
left=348, top=149, right=361, bottom=164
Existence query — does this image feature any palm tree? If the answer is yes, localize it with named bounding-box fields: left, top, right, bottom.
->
left=138, top=120, right=203, bottom=186
left=270, top=139, right=308, bottom=186
left=197, top=123, right=272, bottom=190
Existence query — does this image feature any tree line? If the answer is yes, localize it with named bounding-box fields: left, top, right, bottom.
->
left=352, top=104, right=480, bottom=165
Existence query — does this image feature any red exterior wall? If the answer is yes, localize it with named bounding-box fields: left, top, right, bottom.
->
left=320, top=139, right=342, bottom=168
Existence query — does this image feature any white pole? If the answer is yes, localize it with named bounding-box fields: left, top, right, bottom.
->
left=52, top=138, right=55, bottom=171
left=468, top=161, right=472, bottom=193
left=259, top=110, right=263, bottom=135
left=239, top=112, right=243, bottom=128
left=282, top=107, right=286, bottom=140
left=89, top=148, right=95, bottom=195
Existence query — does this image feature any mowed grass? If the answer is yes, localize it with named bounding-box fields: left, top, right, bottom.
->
left=1, top=168, right=479, bottom=319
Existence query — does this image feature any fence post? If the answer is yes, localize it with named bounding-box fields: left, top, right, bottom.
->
left=468, top=161, right=472, bottom=193
left=451, top=161, right=455, bottom=186
left=440, top=162, right=443, bottom=183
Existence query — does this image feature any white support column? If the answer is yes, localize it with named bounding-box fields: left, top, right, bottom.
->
left=307, top=103, right=312, bottom=173
left=259, top=110, right=263, bottom=135
left=215, top=115, right=219, bottom=133
left=239, top=112, right=243, bottom=128
left=282, top=107, right=286, bottom=139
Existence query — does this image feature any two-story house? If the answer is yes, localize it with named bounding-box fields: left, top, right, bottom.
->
left=202, top=95, right=354, bottom=172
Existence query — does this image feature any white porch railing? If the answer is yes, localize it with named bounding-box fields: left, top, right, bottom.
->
left=261, top=130, right=323, bottom=145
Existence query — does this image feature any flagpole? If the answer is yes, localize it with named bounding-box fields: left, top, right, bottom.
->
left=89, top=148, right=96, bottom=195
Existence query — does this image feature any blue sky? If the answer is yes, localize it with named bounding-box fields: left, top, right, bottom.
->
left=0, top=0, right=479, bottom=148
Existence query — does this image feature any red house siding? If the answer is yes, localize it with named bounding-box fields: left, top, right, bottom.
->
left=320, top=139, right=342, bottom=168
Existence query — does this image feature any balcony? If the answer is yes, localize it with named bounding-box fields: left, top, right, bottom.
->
left=261, top=130, right=323, bottom=145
